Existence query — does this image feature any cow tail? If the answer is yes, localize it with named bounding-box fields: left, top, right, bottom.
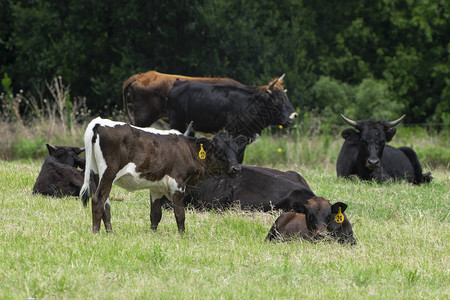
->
left=122, top=76, right=136, bottom=124
left=80, top=119, right=99, bottom=206
left=398, top=147, right=429, bottom=184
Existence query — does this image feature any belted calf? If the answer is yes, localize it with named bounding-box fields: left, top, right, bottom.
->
left=33, top=144, right=97, bottom=197
left=265, top=197, right=356, bottom=245
left=80, top=117, right=243, bottom=233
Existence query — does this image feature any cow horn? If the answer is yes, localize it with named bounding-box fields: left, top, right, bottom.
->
left=386, top=114, right=405, bottom=127
left=340, top=114, right=359, bottom=128
left=278, top=73, right=285, bottom=81
left=184, top=121, right=194, bottom=136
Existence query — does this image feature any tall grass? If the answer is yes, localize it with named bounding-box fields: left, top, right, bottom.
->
left=0, top=160, right=448, bottom=299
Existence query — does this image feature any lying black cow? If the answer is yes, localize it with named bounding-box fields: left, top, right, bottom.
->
left=33, top=144, right=96, bottom=197
left=184, top=165, right=356, bottom=244
left=336, top=114, right=432, bottom=184
left=265, top=197, right=356, bottom=245
left=167, top=75, right=297, bottom=162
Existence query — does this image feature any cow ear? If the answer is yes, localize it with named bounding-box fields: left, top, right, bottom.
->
left=332, top=202, right=348, bottom=213
left=74, top=147, right=85, bottom=155
left=233, top=135, right=248, bottom=151
left=196, top=138, right=212, bottom=152
left=46, top=144, right=57, bottom=155
left=385, top=127, right=397, bottom=142
left=291, top=201, right=305, bottom=214
left=341, top=129, right=359, bottom=143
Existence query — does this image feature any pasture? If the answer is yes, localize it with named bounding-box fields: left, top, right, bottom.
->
left=0, top=160, right=448, bottom=299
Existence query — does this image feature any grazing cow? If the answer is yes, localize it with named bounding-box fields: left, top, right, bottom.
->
left=265, top=197, right=356, bottom=245
left=336, top=114, right=432, bottom=184
left=167, top=76, right=297, bottom=162
left=122, top=70, right=244, bottom=126
left=183, top=165, right=355, bottom=244
left=33, top=144, right=97, bottom=197
left=79, top=117, right=243, bottom=233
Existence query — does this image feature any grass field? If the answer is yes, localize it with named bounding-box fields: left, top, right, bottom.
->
left=0, top=160, right=448, bottom=299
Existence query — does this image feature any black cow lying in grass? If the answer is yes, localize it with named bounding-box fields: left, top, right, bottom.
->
left=336, top=114, right=432, bottom=184
left=33, top=144, right=97, bottom=197
left=183, top=165, right=356, bottom=244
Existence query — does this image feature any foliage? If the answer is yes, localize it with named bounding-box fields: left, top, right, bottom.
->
left=0, top=0, right=448, bottom=123
left=0, top=161, right=448, bottom=298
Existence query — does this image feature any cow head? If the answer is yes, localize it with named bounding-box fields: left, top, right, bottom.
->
left=340, top=114, right=405, bottom=172
left=292, top=197, right=350, bottom=242
left=46, top=144, right=86, bottom=169
left=264, top=74, right=298, bottom=128
left=196, top=131, right=245, bottom=178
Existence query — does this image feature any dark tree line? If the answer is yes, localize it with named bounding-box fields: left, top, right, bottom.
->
left=1, top=0, right=448, bottom=124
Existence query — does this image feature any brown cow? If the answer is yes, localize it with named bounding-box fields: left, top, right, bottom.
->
left=265, top=197, right=356, bottom=245
left=79, top=117, right=244, bottom=234
left=122, top=70, right=286, bottom=127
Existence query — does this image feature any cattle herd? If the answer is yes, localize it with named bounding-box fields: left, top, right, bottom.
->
left=33, top=71, right=432, bottom=245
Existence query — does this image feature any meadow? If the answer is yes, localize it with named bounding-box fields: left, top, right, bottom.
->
left=0, top=157, right=448, bottom=299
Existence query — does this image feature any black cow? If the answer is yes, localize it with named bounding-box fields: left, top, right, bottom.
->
left=336, top=114, right=432, bottom=184
left=33, top=144, right=97, bottom=197
left=265, top=197, right=356, bottom=245
left=167, top=76, right=297, bottom=162
left=183, top=165, right=356, bottom=244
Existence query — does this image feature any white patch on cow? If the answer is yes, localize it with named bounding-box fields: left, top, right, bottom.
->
left=93, top=135, right=108, bottom=179
left=92, top=116, right=182, bottom=136
left=104, top=198, right=110, bottom=209
left=113, top=162, right=184, bottom=199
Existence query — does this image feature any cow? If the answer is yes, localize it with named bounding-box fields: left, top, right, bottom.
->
left=167, top=77, right=297, bottom=162
left=336, top=114, right=432, bottom=184
left=79, top=117, right=244, bottom=234
left=183, top=165, right=355, bottom=244
left=122, top=71, right=291, bottom=128
left=122, top=71, right=244, bottom=126
left=33, top=144, right=97, bottom=197
left=265, top=197, right=356, bottom=245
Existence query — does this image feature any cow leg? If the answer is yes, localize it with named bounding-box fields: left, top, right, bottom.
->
left=150, top=194, right=162, bottom=231
left=91, top=172, right=114, bottom=233
left=172, top=191, right=185, bottom=233
left=102, top=198, right=112, bottom=232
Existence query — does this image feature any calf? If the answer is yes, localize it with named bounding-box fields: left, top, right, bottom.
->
left=183, top=165, right=355, bottom=244
left=33, top=144, right=96, bottom=197
left=265, top=197, right=356, bottom=245
left=80, top=117, right=243, bottom=233
left=337, top=114, right=432, bottom=184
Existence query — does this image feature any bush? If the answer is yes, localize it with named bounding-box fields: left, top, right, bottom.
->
left=12, top=136, right=47, bottom=159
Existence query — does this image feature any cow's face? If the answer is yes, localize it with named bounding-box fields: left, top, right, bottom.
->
left=342, top=122, right=397, bottom=171
left=46, top=144, right=86, bottom=169
left=197, top=132, right=243, bottom=178
left=267, top=89, right=297, bottom=127
left=292, top=197, right=336, bottom=240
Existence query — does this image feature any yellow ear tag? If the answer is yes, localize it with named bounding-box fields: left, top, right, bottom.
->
left=199, top=143, right=206, bottom=160
left=279, top=125, right=283, bottom=129
left=335, top=207, right=344, bottom=224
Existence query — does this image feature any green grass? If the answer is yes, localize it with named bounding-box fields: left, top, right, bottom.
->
left=0, top=160, right=449, bottom=299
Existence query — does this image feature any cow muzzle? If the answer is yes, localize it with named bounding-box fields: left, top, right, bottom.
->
left=366, top=158, right=381, bottom=170
left=289, top=112, right=298, bottom=120
left=227, top=165, right=242, bottom=178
